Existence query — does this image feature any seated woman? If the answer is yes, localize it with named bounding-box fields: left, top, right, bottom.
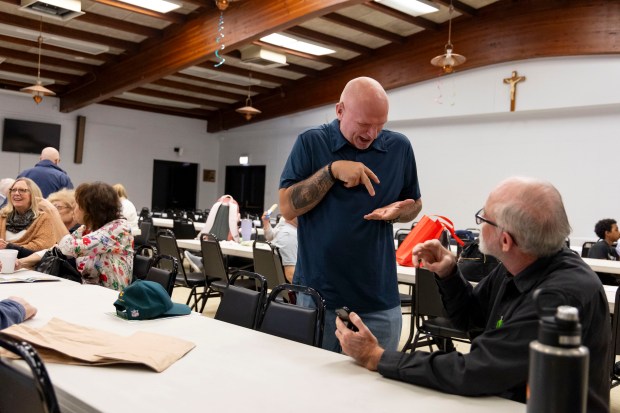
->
left=56, top=182, right=134, bottom=291
left=48, top=188, right=80, bottom=233
left=113, top=183, right=139, bottom=232
left=0, top=178, right=64, bottom=257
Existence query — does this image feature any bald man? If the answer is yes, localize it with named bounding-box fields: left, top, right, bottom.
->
left=280, top=77, right=422, bottom=352
left=17, top=147, right=73, bottom=197
left=336, top=177, right=610, bottom=413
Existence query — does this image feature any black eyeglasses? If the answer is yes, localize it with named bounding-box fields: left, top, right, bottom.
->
left=475, top=208, right=498, bottom=227
left=475, top=207, right=518, bottom=246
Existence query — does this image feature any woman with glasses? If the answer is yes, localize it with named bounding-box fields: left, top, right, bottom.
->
left=47, top=189, right=80, bottom=233
left=0, top=177, right=64, bottom=256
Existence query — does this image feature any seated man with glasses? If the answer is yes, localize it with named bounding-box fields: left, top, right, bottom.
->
left=336, top=176, right=610, bottom=413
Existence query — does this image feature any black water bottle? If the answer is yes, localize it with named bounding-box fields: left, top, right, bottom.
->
left=527, top=305, right=589, bottom=413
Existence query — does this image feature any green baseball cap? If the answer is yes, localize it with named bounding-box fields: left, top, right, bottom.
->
left=114, top=280, right=191, bottom=320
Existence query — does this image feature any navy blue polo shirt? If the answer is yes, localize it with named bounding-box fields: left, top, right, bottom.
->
left=280, top=119, right=421, bottom=312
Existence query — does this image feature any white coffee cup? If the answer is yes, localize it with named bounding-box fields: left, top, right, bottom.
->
left=0, top=249, right=18, bottom=274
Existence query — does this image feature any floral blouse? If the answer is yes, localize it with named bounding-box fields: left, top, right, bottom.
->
left=58, top=219, right=134, bottom=291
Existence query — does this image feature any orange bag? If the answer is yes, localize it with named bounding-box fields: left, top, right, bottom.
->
left=396, top=215, right=464, bottom=267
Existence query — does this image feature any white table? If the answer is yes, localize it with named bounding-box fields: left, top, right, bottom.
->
left=152, top=217, right=204, bottom=232
left=582, top=257, right=620, bottom=275
left=0, top=271, right=524, bottom=413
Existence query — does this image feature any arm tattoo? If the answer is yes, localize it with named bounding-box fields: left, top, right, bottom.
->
left=290, top=167, right=334, bottom=211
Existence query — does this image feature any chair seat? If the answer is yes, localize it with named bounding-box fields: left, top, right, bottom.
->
left=175, top=271, right=205, bottom=287
left=399, top=292, right=413, bottom=306
left=422, top=316, right=471, bottom=340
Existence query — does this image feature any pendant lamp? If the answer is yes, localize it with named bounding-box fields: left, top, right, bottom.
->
left=236, top=73, right=261, bottom=121
left=430, top=1, right=466, bottom=74
left=21, top=18, right=55, bottom=104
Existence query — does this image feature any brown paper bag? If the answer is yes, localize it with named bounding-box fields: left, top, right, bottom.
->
left=0, top=318, right=195, bottom=372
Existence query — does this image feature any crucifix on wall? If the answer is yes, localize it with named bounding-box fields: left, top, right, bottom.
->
left=503, top=71, right=526, bottom=112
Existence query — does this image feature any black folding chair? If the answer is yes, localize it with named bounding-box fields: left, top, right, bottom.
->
left=215, top=271, right=267, bottom=329
left=156, top=229, right=206, bottom=311
left=252, top=240, right=287, bottom=289
left=146, top=254, right=178, bottom=296
left=401, top=268, right=475, bottom=352
left=132, top=245, right=155, bottom=282
left=172, top=219, right=197, bottom=239
left=0, top=333, right=61, bottom=413
left=258, top=284, right=325, bottom=347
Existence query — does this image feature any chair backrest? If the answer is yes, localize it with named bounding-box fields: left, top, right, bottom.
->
left=146, top=254, right=178, bottom=296
left=0, top=334, right=60, bottom=413
left=133, top=221, right=152, bottom=247
left=132, top=250, right=153, bottom=282
left=258, top=284, right=325, bottom=347
left=394, top=228, right=410, bottom=248
left=156, top=230, right=188, bottom=279
left=200, top=233, right=230, bottom=284
left=252, top=240, right=287, bottom=289
left=581, top=241, right=596, bottom=258
left=215, top=271, right=268, bottom=329
left=415, top=268, right=449, bottom=319
left=172, top=220, right=196, bottom=239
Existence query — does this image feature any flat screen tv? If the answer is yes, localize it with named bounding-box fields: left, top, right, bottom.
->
left=2, top=118, right=61, bottom=154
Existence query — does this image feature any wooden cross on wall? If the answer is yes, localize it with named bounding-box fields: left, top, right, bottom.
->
left=503, top=71, right=526, bottom=112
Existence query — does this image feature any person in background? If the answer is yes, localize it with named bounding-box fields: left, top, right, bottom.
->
left=0, top=178, right=64, bottom=257
left=336, top=177, right=610, bottom=413
left=0, top=296, right=37, bottom=329
left=261, top=211, right=298, bottom=283
left=0, top=178, right=15, bottom=209
left=113, top=183, right=139, bottom=232
left=588, top=218, right=620, bottom=285
left=57, top=182, right=133, bottom=291
left=48, top=189, right=80, bottom=233
left=17, top=147, right=73, bottom=198
left=279, top=76, right=422, bottom=352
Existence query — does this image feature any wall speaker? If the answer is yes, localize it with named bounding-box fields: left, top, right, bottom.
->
left=74, top=115, right=86, bottom=164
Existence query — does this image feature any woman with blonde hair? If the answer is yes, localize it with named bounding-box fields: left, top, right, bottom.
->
left=47, top=188, right=79, bottom=232
left=0, top=177, right=64, bottom=256
left=113, top=183, right=138, bottom=231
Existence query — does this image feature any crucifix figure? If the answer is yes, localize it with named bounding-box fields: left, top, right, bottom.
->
left=503, top=71, right=526, bottom=112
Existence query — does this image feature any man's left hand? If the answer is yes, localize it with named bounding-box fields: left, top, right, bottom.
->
left=335, top=311, right=385, bottom=371
left=363, top=199, right=416, bottom=222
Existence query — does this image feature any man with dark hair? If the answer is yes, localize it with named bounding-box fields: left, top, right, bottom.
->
left=17, top=147, right=73, bottom=198
left=589, top=218, right=620, bottom=261
left=336, top=177, right=610, bottom=413
left=588, top=218, right=620, bottom=285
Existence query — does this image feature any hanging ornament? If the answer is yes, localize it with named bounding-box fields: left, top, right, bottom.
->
left=430, top=1, right=466, bottom=74
left=214, top=10, right=225, bottom=67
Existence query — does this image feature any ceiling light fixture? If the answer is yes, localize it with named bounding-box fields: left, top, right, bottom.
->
left=116, top=0, right=181, bottom=13
left=430, top=1, right=466, bottom=74
left=260, top=33, right=335, bottom=56
left=20, top=0, right=84, bottom=21
left=21, top=19, right=55, bottom=104
left=235, top=73, right=261, bottom=121
left=374, top=0, right=438, bottom=16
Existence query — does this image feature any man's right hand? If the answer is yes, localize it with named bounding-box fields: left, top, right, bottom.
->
left=331, top=160, right=380, bottom=196
left=412, top=239, right=456, bottom=278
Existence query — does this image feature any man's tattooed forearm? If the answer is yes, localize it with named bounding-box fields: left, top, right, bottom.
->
left=290, top=167, right=334, bottom=211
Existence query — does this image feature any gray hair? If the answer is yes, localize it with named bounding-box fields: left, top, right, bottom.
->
left=491, top=177, right=571, bottom=257
left=0, top=178, right=15, bottom=196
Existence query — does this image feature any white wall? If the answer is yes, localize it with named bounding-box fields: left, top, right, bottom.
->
left=0, top=93, right=220, bottom=210
left=216, top=55, right=620, bottom=246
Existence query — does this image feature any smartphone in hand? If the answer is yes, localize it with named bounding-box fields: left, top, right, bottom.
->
left=335, top=306, right=358, bottom=332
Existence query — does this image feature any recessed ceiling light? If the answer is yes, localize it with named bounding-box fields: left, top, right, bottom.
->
left=260, top=33, right=335, bottom=56
left=374, top=0, right=439, bottom=16
left=117, top=0, right=182, bottom=13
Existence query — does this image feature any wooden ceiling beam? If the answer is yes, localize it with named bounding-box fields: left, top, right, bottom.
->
left=207, top=0, right=620, bottom=132
left=130, top=87, right=230, bottom=109
left=0, top=62, right=81, bottom=84
left=0, top=35, right=112, bottom=63
left=153, top=78, right=242, bottom=100
left=0, top=47, right=93, bottom=72
left=76, top=12, right=162, bottom=38
left=60, top=0, right=368, bottom=113
left=0, top=12, right=139, bottom=52
left=284, top=26, right=373, bottom=56
left=432, top=0, right=477, bottom=17
left=172, top=72, right=273, bottom=95
left=322, top=13, right=407, bottom=44
left=103, top=98, right=212, bottom=119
